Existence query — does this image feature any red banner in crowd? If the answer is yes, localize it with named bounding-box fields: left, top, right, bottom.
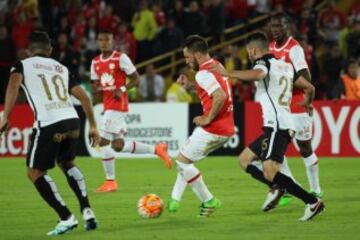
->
left=0, top=104, right=34, bottom=157
left=245, top=100, right=360, bottom=157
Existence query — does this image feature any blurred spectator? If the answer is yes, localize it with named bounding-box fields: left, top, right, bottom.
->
left=341, top=59, right=360, bottom=100
left=85, top=16, right=98, bottom=52
left=139, top=64, right=165, bottom=101
left=82, top=0, right=101, bottom=19
left=153, top=2, right=166, bottom=27
left=19, top=0, right=39, bottom=19
left=167, top=0, right=186, bottom=30
left=206, top=0, right=225, bottom=41
left=346, top=17, right=360, bottom=60
left=154, top=17, right=183, bottom=54
left=132, top=0, right=158, bottom=62
left=0, top=24, right=16, bottom=103
left=166, top=70, right=193, bottom=102
left=77, top=36, right=95, bottom=80
left=115, top=22, right=137, bottom=62
left=52, top=33, right=79, bottom=76
left=12, top=11, right=33, bottom=50
left=71, top=13, right=87, bottom=49
left=298, top=7, right=318, bottom=45
left=322, top=43, right=344, bottom=99
left=98, top=5, right=120, bottom=33
left=253, top=0, right=271, bottom=17
left=53, top=15, right=71, bottom=38
left=183, top=0, right=206, bottom=36
left=219, top=45, right=242, bottom=100
left=317, top=0, right=346, bottom=43
left=225, top=0, right=250, bottom=26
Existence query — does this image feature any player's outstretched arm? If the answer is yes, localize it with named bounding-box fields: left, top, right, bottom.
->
left=0, top=72, right=23, bottom=134
left=71, top=85, right=100, bottom=146
left=294, top=75, right=315, bottom=115
left=209, top=63, right=265, bottom=81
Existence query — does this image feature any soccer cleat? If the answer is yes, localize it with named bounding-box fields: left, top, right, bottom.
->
left=94, top=180, right=118, bottom=193
left=47, top=214, right=78, bottom=236
left=311, top=191, right=324, bottom=198
left=83, top=208, right=97, bottom=231
left=262, top=186, right=285, bottom=212
left=168, top=198, right=180, bottom=213
left=279, top=193, right=292, bottom=206
left=299, top=199, right=325, bottom=221
left=199, top=198, right=221, bottom=217
left=155, top=143, right=172, bottom=169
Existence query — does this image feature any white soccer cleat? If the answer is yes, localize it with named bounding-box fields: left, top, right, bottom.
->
left=299, top=199, right=325, bottom=221
left=262, top=186, right=285, bottom=212
left=47, top=214, right=78, bottom=236
left=83, top=207, right=98, bottom=231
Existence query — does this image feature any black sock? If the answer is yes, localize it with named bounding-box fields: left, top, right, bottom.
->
left=273, top=172, right=317, bottom=204
left=64, top=166, right=90, bottom=212
left=246, top=165, right=273, bottom=188
left=34, top=175, right=72, bottom=220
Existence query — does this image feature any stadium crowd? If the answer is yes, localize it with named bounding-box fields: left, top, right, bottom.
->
left=0, top=0, right=359, bottom=104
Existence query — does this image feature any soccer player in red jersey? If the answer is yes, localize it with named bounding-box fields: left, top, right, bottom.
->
left=90, top=30, right=172, bottom=193
left=167, top=35, right=235, bottom=216
left=259, top=13, right=322, bottom=208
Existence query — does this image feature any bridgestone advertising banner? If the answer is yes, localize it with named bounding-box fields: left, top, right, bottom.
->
left=85, top=103, right=189, bottom=158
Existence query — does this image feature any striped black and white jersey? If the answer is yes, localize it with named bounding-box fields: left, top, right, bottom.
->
left=11, top=56, right=79, bottom=127
left=253, top=54, right=295, bottom=131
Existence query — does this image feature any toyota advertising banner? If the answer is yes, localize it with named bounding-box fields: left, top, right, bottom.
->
left=244, top=101, right=360, bottom=157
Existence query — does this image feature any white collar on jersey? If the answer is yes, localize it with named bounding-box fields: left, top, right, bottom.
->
left=200, top=58, right=214, bottom=68
left=273, top=36, right=293, bottom=51
left=100, top=50, right=116, bottom=62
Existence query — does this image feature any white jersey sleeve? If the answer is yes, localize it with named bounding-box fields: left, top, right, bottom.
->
left=90, top=60, right=99, bottom=81
left=253, top=59, right=269, bottom=75
left=195, top=70, right=221, bottom=95
left=289, top=45, right=309, bottom=72
left=119, top=53, right=136, bottom=75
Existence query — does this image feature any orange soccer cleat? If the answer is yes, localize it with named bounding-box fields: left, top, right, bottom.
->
left=94, top=180, right=118, bottom=193
left=155, top=143, right=172, bottom=169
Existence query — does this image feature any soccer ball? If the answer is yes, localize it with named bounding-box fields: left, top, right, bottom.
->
left=137, top=194, right=163, bottom=218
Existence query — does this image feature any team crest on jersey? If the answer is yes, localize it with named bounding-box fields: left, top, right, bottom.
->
left=109, top=63, right=115, bottom=70
left=55, top=65, right=63, bottom=73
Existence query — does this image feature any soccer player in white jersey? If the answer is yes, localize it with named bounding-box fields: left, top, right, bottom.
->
left=210, top=32, right=324, bottom=221
left=167, top=35, right=235, bottom=216
left=0, top=32, right=100, bottom=235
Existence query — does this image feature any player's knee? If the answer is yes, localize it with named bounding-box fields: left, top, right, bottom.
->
left=263, top=167, right=276, bottom=182
left=27, top=168, right=45, bottom=182
left=238, top=156, right=249, bottom=170
left=112, top=139, right=125, bottom=152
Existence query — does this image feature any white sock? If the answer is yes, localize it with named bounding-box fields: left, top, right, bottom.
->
left=171, top=172, right=187, bottom=201
left=251, top=160, right=263, bottom=171
left=100, top=145, right=116, bottom=180
left=67, top=167, right=87, bottom=197
left=280, top=156, right=298, bottom=183
left=122, top=140, right=155, bottom=154
left=176, top=160, right=213, bottom=202
left=303, top=153, right=321, bottom=193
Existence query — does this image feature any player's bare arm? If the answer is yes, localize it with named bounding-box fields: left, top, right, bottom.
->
left=193, top=88, right=226, bottom=127
left=71, top=85, right=100, bottom=146
left=210, top=63, right=266, bottom=81
left=113, top=71, right=140, bottom=100
left=296, top=68, right=311, bottom=82
left=294, top=76, right=315, bottom=116
left=0, top=72, right=23, bottom=136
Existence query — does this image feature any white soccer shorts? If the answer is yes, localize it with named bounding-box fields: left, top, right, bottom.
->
left=180, top=127, right=229, bottom=162
left=100, top=110, right=127, bottom=141
left=293, top=113, right=313, bottom=141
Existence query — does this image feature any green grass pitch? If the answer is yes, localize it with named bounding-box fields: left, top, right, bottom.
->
left=0, top=157, right=359, bottom=239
